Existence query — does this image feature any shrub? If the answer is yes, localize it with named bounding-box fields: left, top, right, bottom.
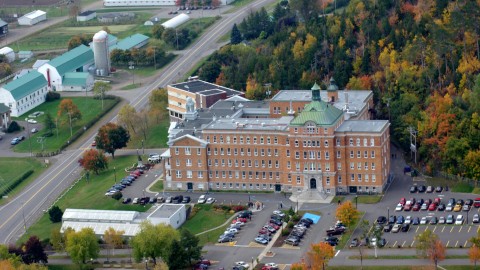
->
left=281, top=229, right=290, bottom=236
left=48, top=206, right=63, bottom=223
left=7, top=121, right=20, bottom=133
left=220, top=205, right=232, bottom=212
left=288, top=207, right=295, bottom=216
left=287, top=221, right=294, bottom=229
left=188, top=206, right=200, bottom=220
left=0, top=170, right=33, bottom=197
left=292, top=215, right=301, bottom=222
left=232, top=205, right=246, bottom=212
left=112, top=191, right=123, bottom=200
left=45, top=92, right=61, bottom=102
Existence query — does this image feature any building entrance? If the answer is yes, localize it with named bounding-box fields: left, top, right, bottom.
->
left=310, top=178, right=317, bottom=189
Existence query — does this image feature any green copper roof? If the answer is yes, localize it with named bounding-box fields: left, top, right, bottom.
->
left=63, top=72, right=89, bottom=86
left=311, top=82, right=321, bottom=101
left=327, top=77, right=339, bottom=91
left=48, top=45, right=93, bottom=76
left=2, top=70, right=47, bottom=100
left=109, top=34, right=149, bottom=51
left=290, top=101, right=343, bottom=126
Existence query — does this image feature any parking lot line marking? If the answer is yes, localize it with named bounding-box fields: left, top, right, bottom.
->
left=459, top=226, right=463, bottom=233
left=424, top=226, right=428, bottom=232
left=455, top=240, right=459, bottom=247
left=468, top=226, right=472, bottom=233
left=465, top=240, right=468, bottom=248
left=450, top=227, right=455, bottom=233
left=402, top=241, right=406, bottom=247
left=442, top=226, right=445, bottom=233
left=410, top=240, right=415, bottom=247
left=335, top=251, right=340, bottom=257
left=433, top=226, right=437, bottom=233
left=416, top=227, right=420, bottom=233
left=446, top=240, right=449, bottom=247
left=392, top=241, right=397, bottom=248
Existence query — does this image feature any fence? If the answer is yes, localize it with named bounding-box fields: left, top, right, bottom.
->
left=0, top=74, right=15, bottom=84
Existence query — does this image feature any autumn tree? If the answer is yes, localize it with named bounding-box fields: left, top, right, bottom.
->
left=290, top=262, right=307, bottom=270
left=22, top=236, right=48, bottom=265
left=469, top=245, right=480, bottom=268
left=179, top=229, right=202, bottom=266
left=306, top=242, right=334, bottom=270
left=65, top=228, right=100, bottom=266
left=118, top=104, right=139, bottom=137
left=78, top=149, right=108, bottom=175
left=104, top=228, right=125, bottom=262
left=95, top=123, right=130, bottom=159
left=415, top=229, right=438, bottom=257
left=148, top=88, right=169, bottom=124
left=93, top=81, right=112, bottom=110
left=152, top=24, right=165, bottom=39
left=57, top=99, right=82, bottom=129
left=427, top=239, right=445, bottom=269
left=335, top=200, right=359, bottom=227
left=131, top=221, right=180, bottom=265
left=50, top=229, right=65, bottom=252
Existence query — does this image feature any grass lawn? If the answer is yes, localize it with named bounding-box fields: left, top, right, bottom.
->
left=473, top=187, right=480, bottom=194
left=13, top=97, right=118, bottom=153
left=182, top=55, right=209, bottom=81
left=336, top=212, right=364, bottom=250
left=218, top=31, right=231, bottom=43
left=127, top=117, right=169, bottom=149
left=356, top=195, right=383, bottom=204
left=0, top=158, right=47, bottom=204
left=196, top=224, right=230, bottom=246
left=452, top=182, right=474, bottom=193
left=19, top=155, right=150, bottom=243
left=182, top=204, right=230, bottom=235
left=120, top=83, right=143, bottom=90
left=150, top=180, right=163, bottom=193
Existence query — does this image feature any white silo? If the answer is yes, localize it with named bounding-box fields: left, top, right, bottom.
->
left=92, top=30, right=110, bottom=76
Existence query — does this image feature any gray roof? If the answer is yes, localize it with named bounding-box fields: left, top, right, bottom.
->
left=336, top=120, right=389, bottom=133
left=0, top=103, right=10, bottom=114
left=170, top=80, right=243, bottom=97
left=0, top=19, right=7, bottom=27
left=62, top=208, right=138, bottom=222
left=78, top=10, right=96, bottom=16
left=271, top=89, right=371, bottom=114
left=204, top=116, right=293, bottom=131
left=147, top=204, right=183, bottom=219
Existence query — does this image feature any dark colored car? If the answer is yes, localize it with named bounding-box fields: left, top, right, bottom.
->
left=438, top=204, right=446, bottom=211
left=218, top=236, right=233, bottom=243
left=324, top=236, right=339, bottom=246
left=466, top=199, right=474, bottom=206
left=270, top=219, right=282, bottom=226
left=418, top=185, right=426, bottom=193
left=410, top=186, right=418, bottom=193
left=417, top=198, right=424, bottom=205
left=396, top=215, right=405, bottom=224
left=376, top=216, right=387, bottom=224
left=326, top=227, right=345, bottom=236
left=457, top=199, right=465, bottom=206
left=412, top=217, right=420, bottom=225
left=436, top=186, right=443, bottom=192
left=350, top=238, right=359, bottom=248
left=182, top=196, right=191, bottom=203
left=122, top=198, right=131, bottom=204
left=388, top=215, right=396, bottom=224
left=173, top=195, right=183, bottom=203
left=401, top=224, right=410, bottom=232
left=149, top=197, right=157, bottom=204
left=430, top=216, right=438, bottom=225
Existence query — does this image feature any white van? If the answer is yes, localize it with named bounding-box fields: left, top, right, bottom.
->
left=197, top=195, right=206, bottom=204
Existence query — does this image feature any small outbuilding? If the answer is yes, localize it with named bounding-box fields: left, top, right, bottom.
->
left=77, top=10, right=97, bottom=22
left=0, top=19, right=8, bottom=37
left=0, top=103, right=11, bottom=131
left=161, top=13, right=190, bottom=29
left=61, top=72, right=94, bottom=92
left=18, top=51, right=34, bottom=59
left=0, top=47, right=15, bottom=63
left=18, top=10, right=47, bottom=26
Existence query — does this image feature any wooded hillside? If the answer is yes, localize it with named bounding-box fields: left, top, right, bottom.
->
left=196, top=0, right=480, bottom=179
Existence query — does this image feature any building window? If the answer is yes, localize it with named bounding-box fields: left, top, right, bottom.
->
left=326, top=177, right=330, bottom=185
left=351, top=174, right=355, bottom=181
left=220, top=136, right=223, bottom=143
left=187, top=171, right=192, bottom=178
left=222, top=171, right=226, bottom=178
left=372, top=163, right=376, bottom=170
left=337, top=151, right=341, bottom=158
left=228, top=159, right=232, bottom=167
left=287, top=161, right=291, bottom=169
left=214, top=148, right=218, bottom=155
left=240, top=137, right=244, bottom=143
left=274, top=149, right=278, bottom=156
left=246, top=137, right=250, bottom=144
left=372, top=175, right=376, bottom=182
left=247, top=148, right=251, bottom=156
left=254, top=149, right=258, bottom=156
left=241, top=160, right=245, bottom=167
left=296, top=176, right=301, bottom=184
left=325, top=152, right=330, bottom=160
left=356, top=138, right=360, bottom=146
left=186, top=159, right=192, bottom=166
left=370, top=138, right=374, bottom=146
left=185, top=147, right=191, bottom=155
left=242, top=171, right=246, bottom=179
left=255, top=160, right=259, bottom=167
left=295, top=151, right=299, bottom=159
left=286, top=150, right=290, bottom=157
left=234, top=148, right=238, bottom=155
left=221, top=159, right=225, bottom=166
left=175, top=148, right=179, bottom=155
left=288, top=174, right=292, bottom=182
left=294, top=128, right=298, bottom=133
left=358, top=174, right=362, bottom=182
left=350, top=151, right=354, bottom=158
left=261, top=149, right=265, bottom=156
left=325, top=163, right=330, bottom=171
left=208, top=159, right=212, bottom=166
left=324, top=140, right=329, bottom=147
left=295, top=140, right=299, bottom=147
left=357, top=151, right=361, bottom=158
left=336, top=139, right=340, bottom=146
left=286, top=138, right=290, bottom=145
left=240, top=148, right=244, bottom=155
left=303, top=141, right=307, bottom=147
left=198, top=171, right=203, bottom=178
left=253, top=137, right=257, bottom=144
left=296, top=162, right=300, bottom=171
left=227, top=148, right=231, bottom=155
left=207, top=148, right=211, bottom=155
left=249, top=183, right=253, bottom=189
left=275, top=160, right=279, bottom=168
left=337, top=162, right=341, bottom=170
left=220, top=148, right=224, bottom=155
left=364, top=162, right=368, bottom=170
left=364, top=151, right=368, bottom=158
left=274, top=137, right=278, bottom=144
left=365, top=174, right=369, bottom=182
left=213, top=136, right=217, bottom=143
left=248, top=160, right=252, bottom=167
left=338, top=175, right=342, bottom=183
left=364, top=138, right=367, bottom=146
left=349, top=138, right=353, bottom=146
left=176, top=171, right=182, bottom=178
left=233, top=137, right=237, bottom=143
left=358, top=162, right=362, bottom=169
left=371, top=151, right=375, bottom=158
left=197, top=148, right=201, bottom=155
left=261, top=137, right=264, bottom=144
left=350, top=162, right=354, bottom=169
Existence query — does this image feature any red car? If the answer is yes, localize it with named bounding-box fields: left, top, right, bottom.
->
left=268, top=223, right=280, bottom=230
left=428, top=203, right=437, bottom=211
left=91, top=141, right=96, bottom=147
left=404, top=204, right=412, bottom=211
left=197, top=260, right=211, bottom=266
left=412, top=203, right=421, bottom=211
left=259, top=228, right=271, bottom=235
left=399, top=197, right=406, bottom=206
left=134, top=169, right=144, bottom=175
left=236, top=217, right=248, bottom=223
left=434, top=198, right=441, bottom=205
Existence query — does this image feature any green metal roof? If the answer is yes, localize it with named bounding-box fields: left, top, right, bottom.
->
left=0, top=103, right=10, bottom=114
left=2, top=70, right=47, bottom=100
left=109, top=34, right=149, bottom=51
left=290, top=101, right=343, bottom=126
left=63, top=72, right=89, bottom=86
left=48, top=45, right=93, bottom=76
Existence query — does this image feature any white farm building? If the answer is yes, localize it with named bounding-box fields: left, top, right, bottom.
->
left=161, top=13, right=190, bottom=29
left=0, top=70, right=48, bottom=117
left=0, top=47, right=15, bottom=63
left=18, top=10, right=47, bottom=26
left=60, top=205, right=187, bottom=237
left=103, top=0, right=230, bottom=6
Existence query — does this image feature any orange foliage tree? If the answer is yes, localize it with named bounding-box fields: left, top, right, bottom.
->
left=307, top=242, right=335, bottom=270
left=57, top=98, right=82, bottom=127
left=78, top=149, right=108, bottom=175
left=469, top=245, right=480, bottom=268
left=335, top=200, right=359, bottom=227
left=426, top=239, right=445, bottom=269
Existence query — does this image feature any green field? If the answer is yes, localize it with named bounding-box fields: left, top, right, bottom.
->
left=19, top=155, right=150, bottom=243
left=127, top=117, right=169, bottom=149
left=0, top=158, right=47, bottom=203
left=13, top=97, right=118, bottom=153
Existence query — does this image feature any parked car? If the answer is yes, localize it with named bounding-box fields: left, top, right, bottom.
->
left=273, top=210, right=285, bottom=217
left=391, top=224, right=401, bottom=233
left=396, top=215, right=405, bottom=224
left=429, top=217, right=438, bottom=225
left=218, top=236, right=233, bottom=243
left=326, top=227, right=345, bottom=236
left=383, top=224, right=392, bottom=232
left=350, top=238, right=359, bottom=248
left=132, top=198, right=139, bottom=204
left=446, top=215, right=454, bottom=224
left=412, top=217, right=420, bottom=225
left=395, top=204, right=403, bottom=211
left=418, top=185, right=426, bottom=193
left=285, top=238, right=299, bottom=246
left=10, top=138, right=20, bottom=145
left=324, top=236, right=339, bottom=246
left=149, top=197, right=157, bottom=204
left=426, top=186, right=434, bottom=193
left=148, top=153, right=161, bottom=163
left=420, top=217, right=428, bottom=225
left=157, top=197, right=165, bottom=203
left=455, top=215, right=464, bottom=225
left=173, top=195, right=183, bottom=203
left=235, top=262, right=250, bottom=268
left=182, top=196, right=191, bottom=203
left=255, top=237, right=268, bottom=245
left=410, top=186, right=418, bottom=193
left=206, top=197, right=215, bottom=204
left=376, top=216, right=387, bottom=224
left=165, top=197, right=172, bottom=203
left=399, top=197, right=406, bottom=206
left=439, top=216, right=446, bottom=224
left=122, top=198, right=131, bottom=204
left=453, top=204, right=462, bottom=212
left=388, top=215, right=396, bottom=224
left=428, top=203, right=437, bottom=211
left=465, top=199, right=474, bottom=206
left=435, top=186, right=443, bottom=192
left=473, top=214, right=480, bottom=223
left=463, top=204, right=471, bottom=211
left=421, top=203, right=429, bottom=211
left=401, top=224, right=410, bottom=232
left=438, top=204, right=446, bottom=211
left=198, top=195, right=207, bottom=204
left=404, top=216, right=412, bottom=224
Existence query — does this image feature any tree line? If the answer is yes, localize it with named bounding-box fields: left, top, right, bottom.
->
left=197, top=0, right=480, bottom=179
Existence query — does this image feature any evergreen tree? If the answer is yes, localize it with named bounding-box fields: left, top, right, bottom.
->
left=230, top=23, right=242, bottom=44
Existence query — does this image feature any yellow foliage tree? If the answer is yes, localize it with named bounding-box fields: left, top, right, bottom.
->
left=335, top=200, right=359, bottom=227
left=469, top=245, right=480, bottom=268
left=307, top=242, right=335, bottom=270
left=104, top=227, right=125, bottom=261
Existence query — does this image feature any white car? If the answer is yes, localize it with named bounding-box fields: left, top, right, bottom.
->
left=148, top=153, right=160, bottom=163
left=265, top=263, right=278, bottom=268
left=273, top=210, right=285, bottom=217
left=446, top=203, right=454, bottom=211
left=235, top=261, right=250, bottom=268
left=105, top=191, right=116, bottom=196
left=26, top=118, right=37, bottom=124
left=395, top=203, right=403, bottom=211
left=206, top=197, right=215, bottom=204
left=455, top=215, right=464, bottom=225
left=420, top=217, right=428, bottom=225
left=391, top=224, right=401, bottom=233
left=197, top=195, right=206, bottom=204
left=404, top=216, right=412, bottom=224
left=225, top=228, right=238, bottom=234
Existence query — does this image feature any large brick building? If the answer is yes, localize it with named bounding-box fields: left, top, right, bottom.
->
left=161, top=79, right=390, bottom=195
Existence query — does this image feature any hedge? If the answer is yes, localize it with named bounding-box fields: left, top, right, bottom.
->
left=0, top=170, right=33, bottom=197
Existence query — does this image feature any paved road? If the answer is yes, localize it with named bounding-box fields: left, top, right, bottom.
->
left=0, top=0, right=279, bottom=244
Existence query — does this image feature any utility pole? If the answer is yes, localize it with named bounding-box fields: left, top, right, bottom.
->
left=153, top=46, right=156, bottom=69
left=67, top=112, right=73, bottom=137
left=26, top=121, right=32, bottom=156
left=408, top=126, right=417, bottom=164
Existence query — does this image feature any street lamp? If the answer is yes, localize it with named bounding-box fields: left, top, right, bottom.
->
left=144, top=258, right=148, bottom=270
left=129, top=61, right=135, bottom=85
left=355, top=195, right=358, bottom=209
left=251, top=257, right=254, bottom=269
left=387, top=207, right=390, bottom=220
left=141, top=140, right=144, bottom=155
left=113, top=166, right=116, bottom=184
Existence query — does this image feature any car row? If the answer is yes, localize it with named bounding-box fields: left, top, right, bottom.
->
left=218, top=210, right=252, bottom=243
left=105, top=169, right=145, bottom=196
left=379, top=213, right=477, bottom=232
left=409, top=185, right=445, bottom=193
left=285, top=216, right=314, bottom=246
left=255, top=211, right=283, bottom=245
left=396, top=197, right=479, bottom=213
left=323, top=221, right=345, bottom=246
left=197, top=195, right=216, bottom=204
